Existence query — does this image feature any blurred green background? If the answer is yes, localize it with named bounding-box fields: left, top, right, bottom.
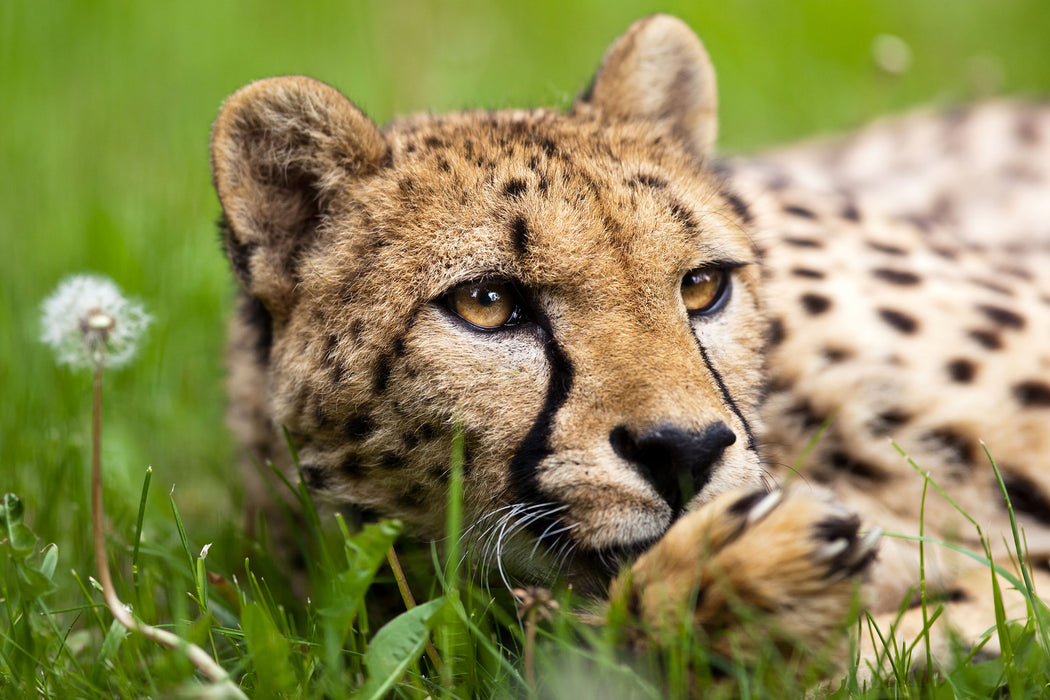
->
left=2, top=0, right=1049, bottom=576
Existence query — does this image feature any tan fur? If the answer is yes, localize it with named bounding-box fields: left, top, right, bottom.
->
left=211, top=14, right=1050, bottom=673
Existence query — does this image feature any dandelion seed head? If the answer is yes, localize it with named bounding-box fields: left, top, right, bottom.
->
left=40, top=274, right=151, bottom=370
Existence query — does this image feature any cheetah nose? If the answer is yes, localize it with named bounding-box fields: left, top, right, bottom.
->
left=609, top=422, right=737, bottom=514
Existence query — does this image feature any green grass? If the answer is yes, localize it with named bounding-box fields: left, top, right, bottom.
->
left=3, top=1, right=1050, bottom=697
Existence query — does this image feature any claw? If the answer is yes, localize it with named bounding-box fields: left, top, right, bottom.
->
left=745, top=489, right=784, bottom=527
left=856, top=526, right=883, bottom=557
left=817, top=538, right=849, bottom=562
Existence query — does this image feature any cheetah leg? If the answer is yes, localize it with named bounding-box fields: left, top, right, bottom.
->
left=609, top=485, right=880, bottom=662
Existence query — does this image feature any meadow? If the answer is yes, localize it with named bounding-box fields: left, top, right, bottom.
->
left=3, top=1, right=1050, bottom=696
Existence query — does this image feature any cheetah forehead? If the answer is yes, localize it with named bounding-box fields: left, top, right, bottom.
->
left=310, top=110, right=754, bottom=309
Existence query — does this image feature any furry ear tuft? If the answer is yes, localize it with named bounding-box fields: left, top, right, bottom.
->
left=211, top=76, right=388, bottom=318
left=579, top=15, right=718, bottom=159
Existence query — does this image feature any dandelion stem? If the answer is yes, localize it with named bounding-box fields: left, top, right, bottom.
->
left=90, top=364, right=245, bottom=696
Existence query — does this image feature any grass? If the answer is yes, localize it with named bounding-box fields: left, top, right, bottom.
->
left=3, top=0, right=1050, bottom=697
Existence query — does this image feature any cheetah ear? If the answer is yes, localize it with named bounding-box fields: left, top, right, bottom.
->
left=578, top=15, right=718, bottom=158
left=211, top=76, right=388, bottom=319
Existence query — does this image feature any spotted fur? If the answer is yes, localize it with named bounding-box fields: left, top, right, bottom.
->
left=211, top=15, right=1050, bottom=669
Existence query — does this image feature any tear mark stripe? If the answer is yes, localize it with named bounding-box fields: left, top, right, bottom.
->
left=695, top=339, right=757, bottom=452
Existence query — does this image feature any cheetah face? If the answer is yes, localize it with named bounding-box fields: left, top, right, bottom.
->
left=212, top=17, right=767, bottom=589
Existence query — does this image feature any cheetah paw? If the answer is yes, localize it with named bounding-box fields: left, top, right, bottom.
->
left=610, top=485, right=881, bottom=659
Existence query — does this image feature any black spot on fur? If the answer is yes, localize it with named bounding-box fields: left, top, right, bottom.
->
left=801, top=293, right=832, bottom=315
left=946, top=358, right=977, bottom=383
left=871, top=409, right=911, bottom=436
left=970, top=278, right=1015, bottom=296
left=721, top=188, right=753, bottom=224
left=632, top=173, right=667, bottom=189
left=340, top=456, right=364, bottom=477
left=1001, top=471, right=1050, bottom=525
left=374, top=358, right=392, bottom=393
left=766, top=318, right=786, bottom=347
left=968, top=329, right=1003, bottom=350
left=423, top=136, right=446, bottom=149
left=879, top=308, right=919, bottom=334
left=786, top=400, right=826, bottom=430
left=344, top=414, right=376, bottom=441
left=378, top=452, right=401, bottom=469
left=829, top=451, right=889, bottom=481
left=873, top=268, right=921, bottom=285
left=823, top=346, right=853, bottom=363
left=783, top=204, right=816, bottom=219
left=867, top=241, right=908, bottom=256
left=502, top=178, right=527, bottom=199
left=1013, top=380, right=1050, bottom=407
left=331, top=362, right=351, bottom=384
left=396, top=485, right=427, bottom=509
left=978, top=304, right=1026, bottom=330
left=510, top=216, right=530, bottom=257
left=300, top=464, right=329, bottom=490
left=791, top=267, right=825, bottom=279
left=920, top=428, right=976, bottom=465
left=907, top=588, right=971, bottom=609
left=670, top=200, right=699, bottom=230
left=784, top=237, right=822, bottom=248
left=841, top=201, right=861, bottom=221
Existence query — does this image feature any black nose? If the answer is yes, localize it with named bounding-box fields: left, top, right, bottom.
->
left=609, top=422, right=736, bottom=514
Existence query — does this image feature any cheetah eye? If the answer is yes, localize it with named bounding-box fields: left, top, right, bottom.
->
left=444, top=280, right=527, bottom=330
left=681, top=267, right=731, bottom=316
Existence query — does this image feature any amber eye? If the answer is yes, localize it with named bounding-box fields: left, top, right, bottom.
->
left=681, top=267, right=729, bottom=315
left=446, top=281, right=524, bottom=329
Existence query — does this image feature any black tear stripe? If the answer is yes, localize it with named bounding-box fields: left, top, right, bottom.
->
left=508, top=324, right=575, bottom=539
left=694, top=339, right=758, bottom=452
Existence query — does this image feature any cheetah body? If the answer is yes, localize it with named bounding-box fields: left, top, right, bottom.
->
left=211, top=15, right=1050, bottom=664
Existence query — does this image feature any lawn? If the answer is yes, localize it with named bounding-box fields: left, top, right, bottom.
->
left=2, top=1, right=1050, bottom=697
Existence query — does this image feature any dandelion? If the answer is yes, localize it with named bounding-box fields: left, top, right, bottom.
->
left=39, top=274, right=242, bottom=695
left=40, top=274, right=151, bottom=370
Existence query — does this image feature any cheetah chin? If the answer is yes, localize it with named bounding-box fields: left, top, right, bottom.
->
left=211, top=14, right=1050, bottom=671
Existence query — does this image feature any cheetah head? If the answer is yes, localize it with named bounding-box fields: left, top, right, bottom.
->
left=211, top=15, right=767, bottom=592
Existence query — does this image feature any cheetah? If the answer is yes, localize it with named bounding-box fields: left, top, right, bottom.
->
left=210, top=14, right=1050, bottom=671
